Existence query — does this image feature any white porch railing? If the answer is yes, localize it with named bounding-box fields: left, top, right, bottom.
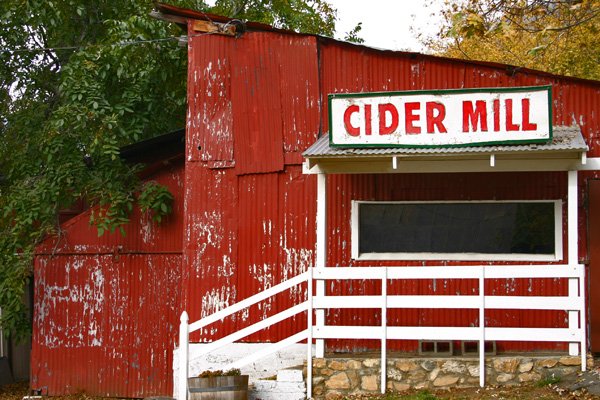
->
left=177, top=264, right=586, bottom=399
left=177, top=269, right=313, bottom=400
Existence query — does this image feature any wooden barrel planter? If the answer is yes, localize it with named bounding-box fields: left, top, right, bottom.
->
left=188, top=375, right=249, bottom=400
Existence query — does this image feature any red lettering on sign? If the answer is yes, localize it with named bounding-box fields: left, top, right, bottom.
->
left=462, top=100, right=488, bottom=132
left=365, top=104, right=372, bottom=135
left=505, top=99, right=520, bottom=131
left=343, top=105, right=360, bottom=136
left=426, top=102, right=447, bottom=134
left=378, top=103, right=399, bottom=135
left=493, top=99, right=500, bottom=132
left=405, top=102, right=421, bottom=134
left=521, top=98, right=537, bottom=131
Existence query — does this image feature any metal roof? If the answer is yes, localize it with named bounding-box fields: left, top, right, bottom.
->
left=303, top=125, right=588, bottom=159
left=119, top=128, right=185, bottom=164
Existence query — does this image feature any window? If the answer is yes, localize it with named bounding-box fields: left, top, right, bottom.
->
left=351, top=201, right=562, bottom=261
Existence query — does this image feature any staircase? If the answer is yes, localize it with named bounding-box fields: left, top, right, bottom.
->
left=250, top=368, right=306, bottom=400
left=176, top=270, right=312, bottom=400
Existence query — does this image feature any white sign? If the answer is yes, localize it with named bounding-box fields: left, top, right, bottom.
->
left=329, top=86, right=552, bottom=147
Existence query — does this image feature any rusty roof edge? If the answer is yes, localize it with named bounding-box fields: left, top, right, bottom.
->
left=154, top=2, right=309, bottom=36
left=154, top=3, right=600, bottom=88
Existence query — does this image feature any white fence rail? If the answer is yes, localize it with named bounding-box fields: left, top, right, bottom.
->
left=177, top=264, right=586, bottom=399
left=312, top=264, right=586, bottom=391
left=177, top=270, right=311, bottom=400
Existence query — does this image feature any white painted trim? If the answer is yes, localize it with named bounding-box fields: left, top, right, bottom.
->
left=555, top=200, right=564, bottom=261
left=357, top=252, right=559, bottom=262
left=577, top=157, right=600, bottom=170
left=315, top=174, right=327, bottom=358
left=313, top=294, right=580, bottom=311
left=312, top=265, right=583, bottom=280
left=479, top=267, right=485, bottom=387
left=351, top=201, right=359, bottom=260
left=568, top=170, right=579, bottom=356
left=194, top=303, right=309, bottom=357
left=307, top=267, right=313, bottom=398
left=303, top=156, right=585, bottom=174
left=177, top=311, right=189, bottom=400
left=351, top=200, right=563, bottom=262
left=381, top=268, right=387, bottom=394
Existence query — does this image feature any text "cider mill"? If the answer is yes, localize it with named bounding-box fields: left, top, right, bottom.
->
left=329, top=87, right=551, bottom=147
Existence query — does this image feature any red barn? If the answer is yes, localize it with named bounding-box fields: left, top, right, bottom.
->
left=31, top=3, right=600, bottom=398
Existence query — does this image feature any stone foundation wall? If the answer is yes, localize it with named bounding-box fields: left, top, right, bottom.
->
left=311, top=355, right=593, bottom=399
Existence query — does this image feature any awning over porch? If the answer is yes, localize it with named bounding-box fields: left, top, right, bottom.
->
left=303, top=125, right=588, bottom=174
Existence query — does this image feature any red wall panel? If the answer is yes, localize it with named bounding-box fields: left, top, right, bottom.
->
left=184, top=30, right=320, bottom=346
left=32, top=164, right=185, bottom=397
left=36, top=162, right=185, bottom=255
left=325, top=172, right=568, bottom=352
left=31, top=254, right=182, bottom=397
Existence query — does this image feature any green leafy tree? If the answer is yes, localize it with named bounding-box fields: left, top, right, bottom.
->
left=422, top=0, right=600, bottom=80
left=0, top=0, right=338, bottom=339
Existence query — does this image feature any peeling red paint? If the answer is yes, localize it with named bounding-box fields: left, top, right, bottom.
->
left=32, top=164, right=184, bottom=397
left=32, top=17, right=600, bottom=397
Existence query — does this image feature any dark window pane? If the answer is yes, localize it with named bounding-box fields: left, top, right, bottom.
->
left=358, top=202, right=555, bottom=255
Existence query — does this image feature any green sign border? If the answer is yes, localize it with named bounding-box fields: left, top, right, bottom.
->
left=328, top=85, right=553, bottom=149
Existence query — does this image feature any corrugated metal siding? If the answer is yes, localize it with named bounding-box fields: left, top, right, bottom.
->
left=182, top=31, right=600, bottom=354
left=31, top=254, right=182, bottom=397
left=36, top=162, right=185, bottom=255
left=30, top=26, right=600, bottom=398
left=184, top=30, right=319, bottom=346
left=325, top=172, right=568, bottom=352
left=315, top=41, right=600, bottom=352
left=187, top=35, right=234, bottom=163
left=183, top=163, right=316, bottom=343
left=183, top=164, right=239, bottom=343
left=32, top=164, right=185, bottom=397
left=230, top=33, right=285, bottom=174
left=278, top=36, right=320, bottom=163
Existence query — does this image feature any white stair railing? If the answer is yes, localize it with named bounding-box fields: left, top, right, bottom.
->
left=177, top=264, right=586, bottom=399
left=177, top=269, right=312, bottom=400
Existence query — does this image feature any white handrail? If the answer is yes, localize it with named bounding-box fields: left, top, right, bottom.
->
left=177, top=270, right=310, bottom=400
left=189, top=271, right=310, bottom=333
left=177, top=264, right=586, bottom=399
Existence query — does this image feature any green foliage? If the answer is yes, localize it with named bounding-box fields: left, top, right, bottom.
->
left=536, top=374, right=561, bottom=387
left=138, top=181, right=174, bottom=224
left=0, top=0, right=337, bottom=339
left=401, top=390, right=439, bottom=400
left=344, top=22, right=365, bottom=44
left=422, top=0, right=600, bottom=80
left=209, top=0, right=336, bottom=37
left=198, top=368, right=242, bottom=378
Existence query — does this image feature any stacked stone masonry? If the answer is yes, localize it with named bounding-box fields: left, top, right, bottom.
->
left=310, top=355, right=594, bottom=399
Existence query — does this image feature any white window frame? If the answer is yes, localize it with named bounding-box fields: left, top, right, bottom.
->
left=351, top=200, right=563, bottom=262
